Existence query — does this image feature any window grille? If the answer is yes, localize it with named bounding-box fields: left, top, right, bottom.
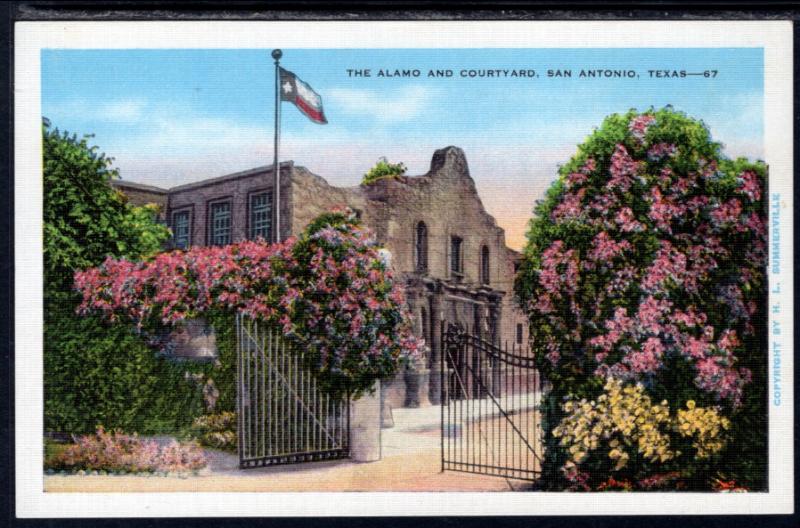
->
left=172, top=210, right=191, bottom=249
left=209, top=201, right=232, bottom=246
left=249, top=192, right=272, bottom=241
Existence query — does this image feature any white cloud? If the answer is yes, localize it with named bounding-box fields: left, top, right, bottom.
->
left=49, top=99, right=148, bottom=124
left=101, top=100, right=147, bottom=122
left=326, top=85, right=436, bottom=122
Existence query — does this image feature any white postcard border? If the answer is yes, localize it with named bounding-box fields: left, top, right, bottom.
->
left=14, top=20, right=794, bottom=517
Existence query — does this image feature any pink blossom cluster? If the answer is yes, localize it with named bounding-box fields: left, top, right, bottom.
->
left=648, top=187, right=686, bottom=233
left=647, top=142, right=678, bottom=161
left=46, top=427, right=207, bottom=474
left=614, top=207, right=645, bottom=233
left=710, top=198, right=743, bottom=228
left=642, top=240, right=688, bottom=293
left=534, top=241, right=579, bottom=315
left=530, top=112, right=767, bottom=407
left=607, top=145, right=640, bottom=192
left=74, top=216, right=423, bottom=388
left=738, top=170, right=762, bottom=202
left=628, top=114, right=656, bottom=142
left=587, top=231, right=632, bottom=262
left=552, top=188, right=586, bottom=222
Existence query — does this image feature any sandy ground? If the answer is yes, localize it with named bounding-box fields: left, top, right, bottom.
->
left=44, top=401, right=540, bottom=493
left=44, top=449, right=534, bottom=492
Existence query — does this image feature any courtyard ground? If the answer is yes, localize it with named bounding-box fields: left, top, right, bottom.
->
left=44, top=403, right=538, bottom=492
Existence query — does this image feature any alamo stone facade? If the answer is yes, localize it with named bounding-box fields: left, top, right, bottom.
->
left=113, top=146, right=530, bottom=410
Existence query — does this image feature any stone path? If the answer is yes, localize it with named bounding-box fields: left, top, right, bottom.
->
left=44, top=402, right=538, bottom=493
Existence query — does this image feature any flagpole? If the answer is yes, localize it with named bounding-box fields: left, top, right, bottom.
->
left=272, top=48, right=282, bottom=244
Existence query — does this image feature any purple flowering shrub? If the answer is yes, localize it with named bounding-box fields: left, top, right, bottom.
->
left=74, top=209, right=422, bottom=398
left=516, top=108, right=767, bottom=490
left=45, top=427, right=207, bottom=474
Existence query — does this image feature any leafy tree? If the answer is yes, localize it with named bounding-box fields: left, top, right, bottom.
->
left=42, top=119, right=202, bottom=435
left=43, top=118, right=169, bottom=295
left=516, top=108, right=767, bottom=490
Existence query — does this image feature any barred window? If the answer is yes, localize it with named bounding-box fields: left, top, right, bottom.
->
left=172, top=210, right=191, bottom=250
left=249, top=192, right=272, bottom=241
left=209, top=201, right=232, bottom=246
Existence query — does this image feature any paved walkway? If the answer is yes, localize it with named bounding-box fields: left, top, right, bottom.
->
left=45, top=401, right=538, bottom=493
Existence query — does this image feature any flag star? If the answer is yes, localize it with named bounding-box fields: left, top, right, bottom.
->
left=282, top=81, right=293, bottom=94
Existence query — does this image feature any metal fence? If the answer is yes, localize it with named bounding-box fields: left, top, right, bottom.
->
left=441, top=323, right=543, bottom=481
left=236, top=314, right=350, bottom=468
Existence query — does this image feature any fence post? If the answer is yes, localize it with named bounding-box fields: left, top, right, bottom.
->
left=349, top=380, right=382, bottom=462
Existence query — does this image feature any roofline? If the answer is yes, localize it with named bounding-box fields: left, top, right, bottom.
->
left=168, top=161, right=294, bottom=193
left=110, top=180, right=168, bottom=194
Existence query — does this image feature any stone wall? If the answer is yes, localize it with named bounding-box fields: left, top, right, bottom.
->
left=287, top=166, right=366, bottom=237
left=361, top=147, right=508, bottom=288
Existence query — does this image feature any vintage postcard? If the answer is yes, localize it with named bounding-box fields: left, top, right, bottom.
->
left=14, top=20, right=793, bottom=516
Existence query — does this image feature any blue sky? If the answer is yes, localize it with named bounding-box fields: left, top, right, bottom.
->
left=41, top=48, right=763, bottom=249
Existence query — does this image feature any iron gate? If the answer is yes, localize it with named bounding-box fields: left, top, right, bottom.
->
left=441, top=323, right=543, bottom=481
left=236, top=314, right=350, bottom=468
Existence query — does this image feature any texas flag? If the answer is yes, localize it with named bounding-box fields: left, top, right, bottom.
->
left=279, top=67, right=328, bottom=124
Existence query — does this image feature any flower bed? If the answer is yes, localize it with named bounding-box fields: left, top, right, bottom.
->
left=45, top=427, right=207, bottom=475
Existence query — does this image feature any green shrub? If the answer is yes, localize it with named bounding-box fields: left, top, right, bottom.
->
left=44, top=294, right=214, bottom=435
left=361, top=157, right=407, bottom=185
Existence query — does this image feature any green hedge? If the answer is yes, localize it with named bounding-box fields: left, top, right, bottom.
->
left=44, top=293, right=234, bottom=435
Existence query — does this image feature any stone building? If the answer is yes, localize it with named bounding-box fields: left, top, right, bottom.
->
left=113, top=146, right=530, bottom=409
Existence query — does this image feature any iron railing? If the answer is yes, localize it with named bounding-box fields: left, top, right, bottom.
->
left=441, top=323, right=543, bottom=481
left=236, top=314, right=350, bottom=468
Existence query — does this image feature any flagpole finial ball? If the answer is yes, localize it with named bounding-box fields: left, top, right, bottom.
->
left=272, top=49, right=283, bottom=60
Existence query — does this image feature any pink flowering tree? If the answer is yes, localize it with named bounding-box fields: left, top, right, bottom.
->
left=75, top=210, right=422, bottom=398
left=515, top=108, right=767, bottom=490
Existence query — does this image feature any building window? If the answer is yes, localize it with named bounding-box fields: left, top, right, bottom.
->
left=171, top=210, right=191, bottom=250
left=249, top=192, right=272, bottom=241
left=209, top=201, right=232, bottom=246
left=416, top=221, right=428, bottom=272
left=481, top=245, right=490, bottom=285
left=516, top=323, right=524, bottom=345
left=450, top=236, right=463, bottom=275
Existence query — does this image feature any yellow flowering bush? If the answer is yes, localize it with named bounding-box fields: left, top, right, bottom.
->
left=553, top=378, right=674, bottom=471
left=553, top=379, right=731, bottom=476
left=677, top=401, right=731, bottom=458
